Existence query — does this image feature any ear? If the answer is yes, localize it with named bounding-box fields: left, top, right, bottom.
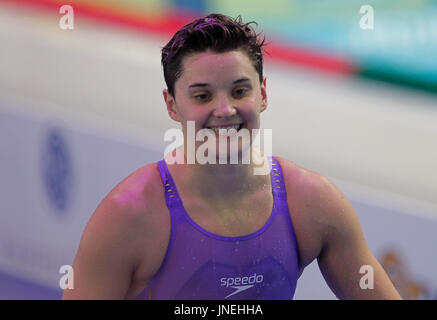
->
left=260, top=76, right=268, bottom=112
left=163, top=89, right=181, bottom=122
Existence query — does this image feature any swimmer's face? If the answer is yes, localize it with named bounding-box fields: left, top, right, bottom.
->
left=163, top=49, right=267, bottom=155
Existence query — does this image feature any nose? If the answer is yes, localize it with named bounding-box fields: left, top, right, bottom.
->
left=213, top=95, right=237, bottom=118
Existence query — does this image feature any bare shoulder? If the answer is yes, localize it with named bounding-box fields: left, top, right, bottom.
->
left=274, top=156, right=356, bottom=269
left=274, top=155, right=330, bottom=216
left=63, top=162, right=170, bottom=299
left=92, top=161, right=171, bottom=271
left=91, top=162, right=168, bottom=238
left=274, top=156, right=352, bottom=225
left=274, top=157, right=402, bottom=299
left=108, top=162, right=165, bottom=214
left=274, top=156, right=323, bottom=193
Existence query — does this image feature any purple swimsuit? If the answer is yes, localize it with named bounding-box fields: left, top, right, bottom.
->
left=136, top=156, right=301, bottom=300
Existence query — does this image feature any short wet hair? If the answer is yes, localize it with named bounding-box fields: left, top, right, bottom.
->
left=161, top=13, right=266, bottom=97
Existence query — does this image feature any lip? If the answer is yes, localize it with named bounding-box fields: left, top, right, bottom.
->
left=205, top=123, right=246, bottom=138
left=205, top=123, right=243, bottom=128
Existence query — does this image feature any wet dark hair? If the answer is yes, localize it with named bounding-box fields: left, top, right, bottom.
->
left=161, top=13, right=266, bottom=97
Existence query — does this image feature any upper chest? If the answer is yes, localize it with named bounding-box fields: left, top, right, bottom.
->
left=178, top=186, right=274, bottom=237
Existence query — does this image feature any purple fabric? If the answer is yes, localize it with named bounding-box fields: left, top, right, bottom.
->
left=137, top=157, right=300, bottom=300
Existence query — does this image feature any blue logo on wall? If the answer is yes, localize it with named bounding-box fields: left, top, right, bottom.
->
left=42, top=128, right=73, bottom=213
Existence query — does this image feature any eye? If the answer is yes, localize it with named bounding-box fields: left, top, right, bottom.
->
left=233, top=87, right=249, bottom=98
left=194, top=93, right=210, bottom=102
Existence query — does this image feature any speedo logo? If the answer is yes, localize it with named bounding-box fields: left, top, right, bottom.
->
left=220, top=273, right=264, bottom=299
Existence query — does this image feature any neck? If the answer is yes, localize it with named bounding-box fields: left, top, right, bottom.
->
left=165, top=145, right=271, bottom=206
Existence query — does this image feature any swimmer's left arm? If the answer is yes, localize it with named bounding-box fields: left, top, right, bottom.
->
left=313, top=176, right=402, bottom=300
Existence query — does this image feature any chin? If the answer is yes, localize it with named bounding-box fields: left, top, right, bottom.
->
left=215, top=140, right=253, bottom=164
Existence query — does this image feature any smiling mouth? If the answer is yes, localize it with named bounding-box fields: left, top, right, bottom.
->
left=205, top=123, right=244, bottom=135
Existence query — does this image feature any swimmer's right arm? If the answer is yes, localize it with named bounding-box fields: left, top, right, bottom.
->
left=62, top=164, right=167, bottom=300
left=62, top=195, right=145, bottom=299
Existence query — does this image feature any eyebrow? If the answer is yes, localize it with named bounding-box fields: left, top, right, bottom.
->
left=188, top=78, right=251, bottom=89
